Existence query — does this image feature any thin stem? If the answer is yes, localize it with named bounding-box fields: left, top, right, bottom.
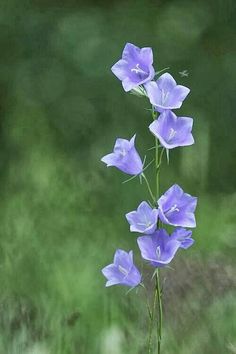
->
left=151, top=106, right=159, bottom=200
left=140, top=283, right=152, bottom=319
left=152, top=105, right=163, bottom=354
left=155, top=271, right=163, bottom=354
left=142, top=173, right=156, bottom=205
left=155, top=138, right=159, bottom=199
left=147, top=287, right=157, bottom=353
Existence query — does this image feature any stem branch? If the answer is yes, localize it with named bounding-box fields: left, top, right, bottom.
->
left=142, top=173, right=156, bottom=205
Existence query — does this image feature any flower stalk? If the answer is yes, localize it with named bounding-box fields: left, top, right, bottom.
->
left=154, top=126, right=163, bottom=353
left=101, top=42, right=198, bottom=354
left=153, top=115, right=163, bottom=354
left=156, top=270, right=163, bottom=354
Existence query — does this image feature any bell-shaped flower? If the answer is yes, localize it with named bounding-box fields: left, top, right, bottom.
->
left=145, top=73, right=190, bottom=112
left=157, top=184, right=197, bottom=228
left=102, top=249, right=142, bottom=287
left=137, top=229, right=181, bottom=267
left=101, top=135, right=143, bottom=175
left=171, top=227, right=194, bottom=249
left=126, top=201, right=158, bottom=234
left=111, top=42, right=155, bottom=92
left=149, top=110, right=194, bottom=149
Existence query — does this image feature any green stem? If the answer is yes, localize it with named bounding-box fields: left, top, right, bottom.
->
left=152, top=105, right=163, bottom=354
left=156, top=271, right=163, bottom=354
left=142, top=173, right=156, bottom=205
left=155, top=138, right=159, bottom=199
left=140, top=283, right=152, bottom=319
left=147, top=287, right=157, bottom=353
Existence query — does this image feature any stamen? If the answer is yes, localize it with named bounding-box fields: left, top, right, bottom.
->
left=165, top=204, right=180, bottom=216
left=161, top=89, right=169, bottom=104
left=167, top=128, right=177, bottom=142
left=118, top=265, right=128, bottom=276
left=156, top=246, right=161, bottom=259
left=131, top=63, right=148, bottom=75
left=137, top=221, right=152, bottom=227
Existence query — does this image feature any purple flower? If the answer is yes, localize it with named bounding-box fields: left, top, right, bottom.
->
left=137, top=229, right=180, bottom=267
left=101, top=135, right=143, bottom=175
left=171, top=227, right=194, bottom=249
left=149, top=110, right=194, bottom=149
left=145, top=73, right=190, bottom=112
left=137, top=228, right=194, bottom=267
left=126, top=201, right=158, bottom=234
left=102, top=249, right=141, bottom=287
left=111, top=43, right=155, bottom=92
left=157, top=184, right=197, bottom=228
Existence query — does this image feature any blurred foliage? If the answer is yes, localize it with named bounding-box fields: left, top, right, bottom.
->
left=0, top=0, right=235, bottom=353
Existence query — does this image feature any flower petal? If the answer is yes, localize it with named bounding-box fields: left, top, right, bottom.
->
left=111, top=59, right=128, bottom=80
left=157, top=73, right=177, bottom=92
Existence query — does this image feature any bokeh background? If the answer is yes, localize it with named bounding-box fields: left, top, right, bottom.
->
left=0, top=0, right=235, bottom=353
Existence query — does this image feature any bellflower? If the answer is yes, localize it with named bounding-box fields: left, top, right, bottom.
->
left=101, top=135, right=143, bottom=175
left=145, top=73, right=190, bottom=112
left=102, top=249, right=141, bottom=287
left=171, top=227, right=194, bottom=249
left=111, top=43, right=155, bottom=92
left=157, top=184, right=197, bottom=228
left=126, top=201, right=158, bottom=234
left=149, top=110, right=194, bottom=149
left=137, top=229, right=180, bottom=267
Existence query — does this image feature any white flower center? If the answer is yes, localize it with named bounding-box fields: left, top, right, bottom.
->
left=167, top=128, right=177, bottom=142
left=118, top=265, right=128, bottom=276
left=161, top=90, right=169, bottom=104
left=156, top=246, right=161, bottom=259
left=165, top=204, right=180, bottom=216
left=131, top=63, right=148, bottom=75
left=137, top=214, right=152, bottom=228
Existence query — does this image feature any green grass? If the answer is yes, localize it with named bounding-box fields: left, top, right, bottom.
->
left=0, top=113, right=235, bottom=353
left=0, top=0, right=235, bottom=352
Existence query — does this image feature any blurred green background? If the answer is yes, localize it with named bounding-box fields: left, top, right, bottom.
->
left=0, top=0, right=235, bottom=353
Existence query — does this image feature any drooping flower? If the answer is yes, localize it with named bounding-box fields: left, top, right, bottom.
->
left=157, top=184, right=197, bottom=228
left=111, top=43, right=155, bottom=92
left=101, top=135, right=143, bottom=175
left=171, top=227, right=194, bottom=249
left=149, top=110, right=194, bottom=149
left=145, top=73, right=190, bottom=112
left=137, top=229, right=180, bottom=267
left=126, top=201, right=158, bottom=234
left=102, top=249, right=141, bottom=287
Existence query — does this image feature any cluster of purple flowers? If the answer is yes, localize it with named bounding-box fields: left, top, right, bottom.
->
left=101, top=43, right=197, bottom=288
